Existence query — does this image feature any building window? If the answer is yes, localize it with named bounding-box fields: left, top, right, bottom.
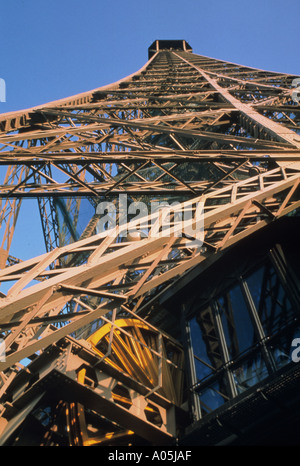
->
left=231, top=349, right=269, bottom=395
left=216, top=283, right=258, bottom=359
left=197, top=376, right=231, bottom=416
left=188, top=248, right=300, bottom=419
left=245, top=261, right=294, bottom=337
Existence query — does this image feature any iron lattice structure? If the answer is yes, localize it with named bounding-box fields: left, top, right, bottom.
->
left=0, top=40, right=299, bottom=446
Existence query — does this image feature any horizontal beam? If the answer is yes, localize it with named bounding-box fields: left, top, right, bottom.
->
left=0, top=149, right=299, bottom=164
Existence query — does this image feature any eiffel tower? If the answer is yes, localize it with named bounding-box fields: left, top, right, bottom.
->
left=0, top=40, right=299, bottom=446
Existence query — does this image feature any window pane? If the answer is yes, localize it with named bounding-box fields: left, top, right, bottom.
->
left=216, top=284, right=257, bottom=360
left=246, top=262, right=295, bottom=336
left=197, top=376, right=230, bottom=417
left=190, top=308, right=222, bottom=381
left=232, top=350, right=269, bottom=394
left=268, top=327, right=300, bottom=370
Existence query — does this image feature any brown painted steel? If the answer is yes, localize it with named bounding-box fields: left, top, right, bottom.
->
left=0, top=41, right=299, bottom=444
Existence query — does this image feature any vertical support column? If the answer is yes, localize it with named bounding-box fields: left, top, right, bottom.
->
left=180, top=304, right=201, bottom=422
left=0, top=166, right=25, bottom=268
left=239, top=277, right=275, bottom=374
left=212, top=301, right=238, bottom=399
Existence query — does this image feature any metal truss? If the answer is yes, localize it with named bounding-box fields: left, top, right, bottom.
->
left=0, top=163, right=299, bottom=366
left=0, top=318, right=184, bottom=446
left=0, top=40, right=299, bottom=445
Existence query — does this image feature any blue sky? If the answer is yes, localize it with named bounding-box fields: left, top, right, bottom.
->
left=0, top=0, right=300, bottom=264
left=0, top=0, right=299, bottom=114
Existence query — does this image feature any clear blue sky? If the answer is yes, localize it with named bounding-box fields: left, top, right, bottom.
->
left=0, top=0, right=299, bottom=264
left=0, top=0, right=299, bottom=114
